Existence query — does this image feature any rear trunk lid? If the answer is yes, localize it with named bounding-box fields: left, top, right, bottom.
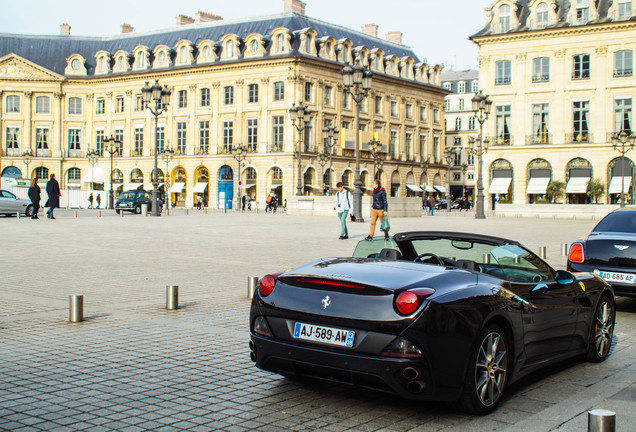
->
left=585, top=233, right=636, bottom=267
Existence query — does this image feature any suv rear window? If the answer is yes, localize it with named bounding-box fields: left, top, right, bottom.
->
left=593, top=211, right=636, bottom=234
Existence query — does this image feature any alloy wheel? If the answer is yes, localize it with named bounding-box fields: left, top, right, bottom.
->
left=474, top=331, right=507, bottom=407
left=594, top=300, right=614, bottom=357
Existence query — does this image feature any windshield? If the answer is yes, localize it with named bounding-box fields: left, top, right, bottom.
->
left=119, top=192, right=134, bottom=200
left=352, top=237, right=399, bottom=258
left=593, top=211, right=636, bottom=234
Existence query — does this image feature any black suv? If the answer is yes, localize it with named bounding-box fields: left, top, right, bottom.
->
left=115, top=190, right=162, bottom=214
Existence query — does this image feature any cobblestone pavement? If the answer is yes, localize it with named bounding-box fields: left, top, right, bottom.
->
left=1, top=209, right=635, bottom=432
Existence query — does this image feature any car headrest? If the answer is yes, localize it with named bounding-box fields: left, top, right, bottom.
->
left=456, top=259, right=480, bottom=272
left=379, top=248, right=402, bottom=260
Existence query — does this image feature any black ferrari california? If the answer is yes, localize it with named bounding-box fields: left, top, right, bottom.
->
left=249, top=231, right=615, bottom=414
left=568, top=208, right=636, bottom=297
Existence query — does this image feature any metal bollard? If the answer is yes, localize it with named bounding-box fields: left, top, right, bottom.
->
left=166, top=285, right=179, bottom=310
left=97, top=210, right=101, bottom=218
left=73, top=211, right=77, bottom=218
left=69, top=294, right=84, bottom=323
left=255, top=205, right=259, bottom=214
left=224, top=207, right=227, bottom=214
left=540, top=246, right=547, bottom=259
left=16, top=212, right=20, bottom=219
left=204, top=208, right=208, bottom=215
left=120, top=210, right=124, bottom=218
left=483, top=254, right=491, bottom=264
left=247, top=276, right=259, bottom=299
left=185, top=208, right=189, bottom=216
left=562, top=244, right=568, bottom=257
left=588, top=409, right=615, bottom=432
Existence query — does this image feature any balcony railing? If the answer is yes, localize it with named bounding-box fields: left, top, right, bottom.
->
left=491, top=135, right=513, bottom=146
left=532, top=74, right=550, bottom=83
left=1, top=148, right=21, bottom=156
left=572, top=71, right=590, bottom=80
left=131, top=149, right=144, bottom=156
left=64, top=149, right=83, bottom=158
left=566, top=132, right=590, bottom=143
left=495, top=77, right=511, bottom=86
left=269, top=145, right=284, bottom=153
left=197, top=147, right=209, bottom=155
left=36, top=148, right=51, bottom=157
left=614, top=69, right=633, bottom=77
left=526, top=134, right=552, bottom=145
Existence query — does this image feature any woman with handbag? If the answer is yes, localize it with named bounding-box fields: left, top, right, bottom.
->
left=366, top=180, right=388, bottom=241
left=333, top=182, right=352, bottom=239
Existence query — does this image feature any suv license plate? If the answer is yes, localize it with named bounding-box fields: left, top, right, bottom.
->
left=293, top=322, right=355, bottom=347
left=594, top=269, right=636, bottom=284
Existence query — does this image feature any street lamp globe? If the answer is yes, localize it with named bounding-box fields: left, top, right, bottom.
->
left=141, top=82, right=152, bottom=104
left=161, top=86, right=172, bottom=107
left=341, top=64, right=354, bottom=87
left=362, top=68, right=373, bottom=90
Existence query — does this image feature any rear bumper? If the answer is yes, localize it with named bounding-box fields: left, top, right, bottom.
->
left=249, top=333, right=461, bottom=402
left=568, top=262, right=635, bottom=297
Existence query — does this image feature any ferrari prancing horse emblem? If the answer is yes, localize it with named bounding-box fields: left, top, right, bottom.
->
left=322, top=296, right=331, bottom=309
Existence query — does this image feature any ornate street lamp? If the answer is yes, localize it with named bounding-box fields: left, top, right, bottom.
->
left=369, top=139, right=383, bottom=181
left=316, top=152, right=329, bottom=194
left=322, top=125, right=338, bottom=194
left=232, top=145, right=247, bottom=211
left=471, top=90, right=493, bottom=219
left=461, top=162, right=469, bottom=201
left=611, top=130, right=636, bottom=208
left=142, top=80, right=171, bottom=216
left=443, top=145, right=458, bottom=211
left=86, top=149, right=99, bottom=190
left=161, top=147, right=175, bottom=213
left=342, top=59, right=372, bottom=222
left=103, top=136, right=120, bottom=209
left=22, top=149, right=34, bottom=179
left=289, top=102, right=313, bottom=196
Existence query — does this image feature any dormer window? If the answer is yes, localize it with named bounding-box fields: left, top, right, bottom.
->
left=537, top=2, right=549, bottom=28
left=499, top=4, right=511, bottom=32
left=98, top=56, right=106, bottom=73
left=250, top=40, right=258, bottom=52
left=577, top=0, right=589, bottom=25
left=619, top=0, right=632, bottom=19
left=276, top=34, right=285, bottom=53
left=180, top=46, right=187, bottom=64
left=443, top=82, right=451, bottom=91
left=159, top=51, right=165, bottom=63
left=136, top=51, right=144, bottom=68
left=203, top=45, right=211, bottom=58
left=458, top=82, right=466, bottom=93
left=226, top=40, right=234, bottom=58
left=471, top=81, right=479, bottom=93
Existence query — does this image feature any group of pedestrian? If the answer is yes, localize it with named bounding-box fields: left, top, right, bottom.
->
left=334, top=180, right=389, bottom=241
left=27, top=173, right=60, bottom=219
left=241, top=194, right=252, bottom=211
left=87, top=193, right=101, bottom=209
left=422, top=195, right=436, bottom=216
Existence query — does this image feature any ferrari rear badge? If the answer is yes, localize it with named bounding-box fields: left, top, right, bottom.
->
left=615, top=245, right=630, bottom=251
left=322, top=296, right=331, bottom=309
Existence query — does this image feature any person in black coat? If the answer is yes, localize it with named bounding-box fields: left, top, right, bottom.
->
left=28, top=178, right=41, bottom=219
left=45, top=173, right=60, bottom=219
left=366, top=180, right=389, bottom=241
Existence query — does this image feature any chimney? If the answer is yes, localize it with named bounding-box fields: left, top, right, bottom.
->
left=284, top=0, right=306, bottom=15
left=176, top=14, right=195, bottom=26
left=121, top=23, right=134, bottom=34
left=362, top=24, right=379, bottom=37
left=60, top=23, right=71, bottom=36
left=386, top=31, right=403, bottom=44
left=196, top=11, right=222, bottom=23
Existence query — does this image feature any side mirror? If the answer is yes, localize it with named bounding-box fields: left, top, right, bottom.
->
left=555, top=270, right=575, bottom=285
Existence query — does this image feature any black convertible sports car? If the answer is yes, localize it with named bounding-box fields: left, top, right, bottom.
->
left=249, top=232, right=615, bottom=414
left=568, top=208, right=636, bottom=297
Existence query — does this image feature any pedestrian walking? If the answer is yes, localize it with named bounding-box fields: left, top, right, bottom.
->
left=196, top=195, right=203, bottom=210
left=246, top=195, right=251, bottom=211
left=45, top=173, right=60, bottom=219
left=366, top=180, right=388, bottom=241
left=333, top=182, right=352, bottom=239
left=96, top=194, right=101, bottom=208
left=28, top=178, right=40, bottom=219
left=428, top=195, right=436, bottom=216
left=88, top=193, right=94, bottom=209
left=422, top=197, right=429, bottom=215
left=241, top=194, right=246, bottom=211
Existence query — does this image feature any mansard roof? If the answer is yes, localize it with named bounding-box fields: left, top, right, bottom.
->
left=0, top=12, right=419, bottom=76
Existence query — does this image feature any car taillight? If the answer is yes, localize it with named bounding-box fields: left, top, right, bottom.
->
left=253, top=316, right=273, bottom=338
left=259, top=274, right=279, bottom=297
left=394, top=288, right=435, bottom=316
left=569, top=243, right=584, bottom=263
left=381, top=337, right=422, bottom=358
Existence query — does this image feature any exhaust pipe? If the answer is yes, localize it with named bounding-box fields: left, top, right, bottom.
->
left=407, top=380, right=426, bottom=393
left=402, top=367, right=421, bottom=380
left=249, top=341, right=256, bottom=362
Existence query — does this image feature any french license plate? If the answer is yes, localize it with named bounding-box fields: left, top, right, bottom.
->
left=293, top=322, right=355, bottom=347
left=594, top=269, right=636, bottom=284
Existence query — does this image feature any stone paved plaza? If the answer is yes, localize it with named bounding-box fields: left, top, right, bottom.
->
left=1, top=209, right=635, bottom=431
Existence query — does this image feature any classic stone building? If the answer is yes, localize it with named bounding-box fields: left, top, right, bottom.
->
left=0, top=0, right=447, bottom=208
left=471, top=0, right=635, bottom=207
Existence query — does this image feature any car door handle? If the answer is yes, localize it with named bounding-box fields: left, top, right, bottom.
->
left=511, top=295, right=531, bottom=311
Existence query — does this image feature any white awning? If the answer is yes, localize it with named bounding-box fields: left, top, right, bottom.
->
left=489, top=177, right=512, bottom=194
left=609, top=176, right=632, bottom=194
left=125, top=183, right=143, bottom=191
left=421, top=184, right=436, bottom=193
left=305, top=184, right=322, bottom=190
left=241, top=184, right=256, bottom=189
left=144, top=183, right=163, bottom=191
left=265, top=184, right=283, bottom=190
left=526, top=177, right=550, bottom=194
left=433, top=185, right=446, bottom=193
left=566, top=177, right=590, bottom=194
left=406, top=184, right=424, bottom=192
left=81, top=166, right=105, bottom=183
left=169, top=182, right=186, bottom=193
left=193, top=182, right=208, bottom=193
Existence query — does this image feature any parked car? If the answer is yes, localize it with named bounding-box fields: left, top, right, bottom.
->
left=0, top=189, right=33, bottom=216
left=568, top=208, right=636, bottom=297
left=115, top=190, right=161, bottom=214
left=250, top=231, right=615, bottom=414
left=434, top=199, right=449, bottom=210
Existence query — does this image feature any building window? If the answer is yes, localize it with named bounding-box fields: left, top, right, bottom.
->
left=373, top=96, right=382, bottom=115
left=178, top=90, right=187, bottom=108
left=223, top=120, right=233, bottom=152
left=272, top=167, right=282, bottom=181
left=324, top=85, right=333, bottom=107
left=67, top=167, right=81, bottom=183
left=406, top=103, right=413, bottom=119
left=96, top=98, right=105, bottom=114
left=68, top=128, right=81, bottom=151
left=304, top=82, right=313, bottom=103
left=135, top=95, right=144, bottom=111
left=68, top=97, right=82, bottom=115
left=95, top=130, right=104, bottom=155
left=499, top=4, right=511, bottom=32
left=469, top=116, right=476, bottom=130
left=573, top=101, right=590, bottom=142
left=433, top=107, right=440, bottom=123
left=36, top=127, right=49, bottom=149
left=199, top=121, right=209, bottom=153
left=247, top=119, right=258, bottom=152
left=614, top=50, right=633, bottom=77
left=576, top=0, right=590, bottom=25
left=248, top=84, right=259, bottom=104
left=35, top=167, right=49, bottom=180
left=276, top=33, right=285, bottom=53
left=6, top=95, right=20, bottom=113
left=389, top=130, right=398, bottom=159
left=134, top=127, right=143, bottom=155
left=176, top=122, right=186, bottom=154
left=419, top=133, right=427, bottom=158
left=156, top=126, right=164, bottom=153
left=459, top=99, right=465, bottom=111
left=405, top=132, right=413, bottom=160
left=114, top=96, right=124, bottom=113
left=420, top=105, right=426, bottom=122
left=619, top=0, right=632, bottom=19
left=532, top=103, right=550, bottom=143
left=433, top=136, right=440, bottom=162
left=532, top=57, right=550, bottom=82
left=223, top=86, right=234, bottom=105
left=615, top=98, right=632, bottom=133
left=496, top=105, right=511, bottom=144
left=246, top=167, right=257, bottom=181
left=114, top=129, right=123, bottom=154
left=444, top=100, right=450, bottom=112
left=342, top=93, right=351, bottom=110
left=272, top=116, right=284, bottom=151
left=225, top=40, right=234, bottom=58
left=458, top=82, right=466, bottom=93
left=200, top=88, right=210, bottom=107
left=573, top=54, right=590, bottom=79
left=35, top=96, right=49, bottom=114
left=537, top=2, right=549, bottom=28
left=443, top=82, right=452, bottom=91
left=391, top=100, right=398, bottom=117
left=495, top=60, right=512, bottom=85
left=273, top=81, right=285, bottom=101
left=6, top=127, right=19, bottom=149
left=471, top=81, right=479, bottom=93
left=455, top=117, right=462, bottom=131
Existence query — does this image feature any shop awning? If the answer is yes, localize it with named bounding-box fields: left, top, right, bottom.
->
left=144, top=183, right=164, bottom=191
left=566, top=177, right=590, bottom=194
left=421, top=184, right=436, bottom=193
left=125, top=183, right=143, bottom=191
left=609, top=176, right=633, bottom=194
left=489, top=177, right=512, bottom=194
left=305, top=184, right=322, bottom=190
left=241, top=184, right=256, bottom=189
left=193, top=182, right=208, bottom=193
left=406, top=184, right=424, bottom=192
left=81, top=166, right=105, bottom=184
left=169, top=182, right=186, bottom=193
left=526, top=177, right=550, bottom=194
left=265, top=184, right=283, bottom=190
left=433, top=185, right=446, bottom=194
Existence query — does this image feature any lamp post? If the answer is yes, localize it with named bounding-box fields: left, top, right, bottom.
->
left=471, top=91, right=493, bottom=219
left=420, top=156, right=430, bottom=188
left=611, top=130, right=636, bottom=208
left=342, top=60, right=372, bottom=222
left=289, top=102, right=313, bottom=196
left=142, top=80, right=171, bottom=216
left=232, top=145, right=247, bottom=211
left=443, top=144, right=460, bottom=211
left=322, top=125, right=338, bottom=194
left=86, top=149, right=99, bottom=190
left=161, top=147, right=174, bottom=213
left=103, top=136, right=120, bottom=210
left=316, top=152, right=329, bottom=194
left=21, top=149, right=34, bottom=180
left=369, top=139, right=383, bottom=181
left=461, top=162, right=468, bottom=201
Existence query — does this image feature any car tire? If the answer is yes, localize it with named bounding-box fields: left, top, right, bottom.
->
left=134, top=205, right=141, bottom=214
left=25, top=205, right=33, bottom=217
left=457, top=324, right=509, bottom=415
left=586, top=294, right=615, bottom=363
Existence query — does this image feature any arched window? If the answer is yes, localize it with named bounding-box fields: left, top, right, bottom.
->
left=499, top=4, right=511, bottom=32
left=202, top=45, right=211, bottom=58
left=272, top=167, right=282, bottom=181
left=226, top=41, right=234, bottom=58
left=220, top=165, right=233, bottom=180
left=537, top=2, right=549, bottom=28
left=455, top=117, right=462, bottom=131
left=136, top=51, right=144, bottom=68
left=175, top=167, right=186, bottom=182
left=246, top=167, right=257, bottom=181
left=276, top=34, right=285, bottom=53
left=112, top=168, right=123, bottom=183
left=180, top=46, right=187, bottom=63
left=35, top=167, right=49, bottom=180
left=67, top=167, right=81, bottom=183
left=130, top=168, right=143, bottom=183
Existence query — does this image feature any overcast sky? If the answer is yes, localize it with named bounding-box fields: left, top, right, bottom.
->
left=0, top=0, right=489, bottom=71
